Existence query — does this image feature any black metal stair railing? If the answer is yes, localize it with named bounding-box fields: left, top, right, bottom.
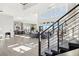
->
left=38, top=4, right=79, bottom=56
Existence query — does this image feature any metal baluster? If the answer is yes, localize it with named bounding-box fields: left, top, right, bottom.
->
left=38, top=26, right=42, bottom=56
left=72, top=28, right=74, bottom=39
left=57, top=21, right=60, bottom=53
left=62, top=24, right=63, bottom=44
left=53, top=25, right=54, bottom=34
left=78, top=26, right=79, bottom=40
left=48, top=31, right=50, bottom=49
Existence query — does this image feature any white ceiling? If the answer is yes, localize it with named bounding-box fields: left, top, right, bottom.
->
left=0, top=3, right=36, bottom=16
left=0, top=3, right=61, bottom=17
left=0, top=3, right=68, bottom=23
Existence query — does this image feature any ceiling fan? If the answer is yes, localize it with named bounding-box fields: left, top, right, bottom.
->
left=20, top=3, right=28, bottom=10
left=20, top=3, right=28, bottom=5
left=0, top=10, right=3, bottom=13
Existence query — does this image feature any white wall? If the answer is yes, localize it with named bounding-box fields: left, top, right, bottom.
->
left=14, top=13, right=39, bottom=30
left=0, top=13, right=14, bottom=38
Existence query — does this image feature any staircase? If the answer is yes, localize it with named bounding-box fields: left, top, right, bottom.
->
left=38, top=4, right=79, bottom=56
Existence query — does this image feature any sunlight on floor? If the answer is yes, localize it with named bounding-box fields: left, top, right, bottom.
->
left=15, top=35, right=31, bottom=39
left=12, top=45, right=32, bottom=53
left=8, top=43, right=19, bottom=47
left=25, top=42, right=38, bottom=48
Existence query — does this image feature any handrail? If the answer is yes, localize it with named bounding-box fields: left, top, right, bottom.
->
left=41, top=10, right=79, bottom=35
left=41, top=4, right=79, bottom=34
left=39, top=4, right=79, bottom=56
left=52, top=12, right=79, bottom=31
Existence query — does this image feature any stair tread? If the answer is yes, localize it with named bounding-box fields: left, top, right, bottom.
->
left=69, top=40, right=79, bottom=44
left=59, top=44, right=69, bottom=49
left=45, top=50, right=53, bottom=56
left=51, top=49, right=58, bottom=52
left=45, top=50, right=52, bottom=54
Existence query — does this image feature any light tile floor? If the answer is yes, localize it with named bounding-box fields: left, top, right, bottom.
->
left=0, top=35, right=38, bottom=56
